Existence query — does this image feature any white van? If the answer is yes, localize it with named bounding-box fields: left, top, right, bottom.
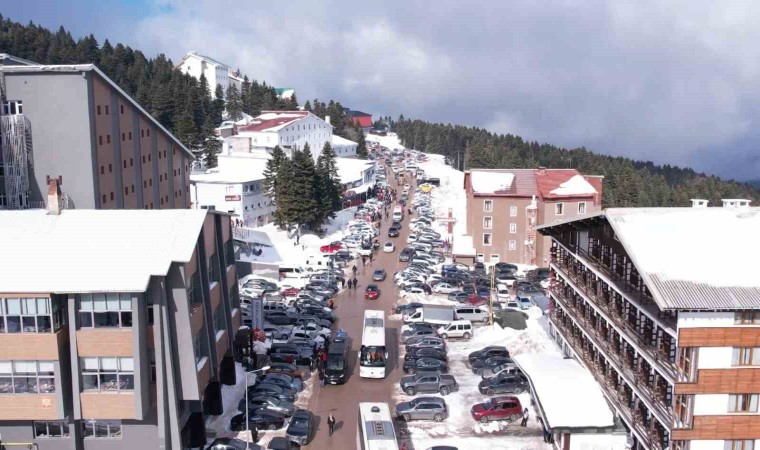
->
left=392, top=206, right=404, bottom=222
left=305, top=254, right=332, bottom=271
left=455, top=306, right=490, bottom=324
left=278, top=265, right=309, bottom=279
left=437, top=320, right=473, bottom=340
left=496, top=284, right=511, bottom=303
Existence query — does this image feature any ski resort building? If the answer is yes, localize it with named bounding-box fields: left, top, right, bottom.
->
left=538, top=204, right=760, bottom=450
left=177, top=51, right=231, bottom=97
left=230, top=111, right=333, bottom=161
left=462, top=167, right=603, bottom=266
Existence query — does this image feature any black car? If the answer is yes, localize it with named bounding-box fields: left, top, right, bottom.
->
left=403, top=357, right=449, bottom=374
left=470, top=356, right=513, bottom=375
left=401, top=327, right=437, bottom=342
left=468, top=346, right=510, bottom=364
left=286, top=410, right=315, bottom=445
left=249, top=383, right=297, bottom=403
left=399, top=248, right=415, bottom=262
left=265, top=311, right=297, bottom=326
left=268, top=346, right=313, bottom=367
left=206, top=438, right=260, bottom=450
left=230, top=409, right=287, bottom=431
left=373, top=269, right=387, bottom=281
left=332, top=250, right=353, bottom=262
left=473, top=262, right=486, bottom=273
left=388, top=226, right=400, bottom=237
left=404, top=347, right=448, bottom=362
left=238, top=395, right=295, bottom=417
left=267, top=437, right=292, bottom=450
left=395, top=302, right=423, bottom=314
left=478, top=373, right=529, bottom=396
left=493, top=262, right=518, bottom=273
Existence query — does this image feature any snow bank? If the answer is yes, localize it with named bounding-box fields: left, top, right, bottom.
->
left=366, top=132, right=405, bottom=150
left=549, top=175, right=597, bottom=196
left=470, top=171, right=514, bottom=194
left=418, top=155, right=467, bottom=239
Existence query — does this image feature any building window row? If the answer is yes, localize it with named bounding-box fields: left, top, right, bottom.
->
left=81, top=356, right=134, bottom=391
left=729, top=394, right=759, bottom=413
left=0, top=297, right=64, bottom=333
left=96, top=105, right=110, bottom=116
left=736, top=311, right=760, bottom=325
left=483, top=200, right=492, bottom=212
left=82, top=419, right=122, bottom=439
left=78, top=293, right=133, bottom=328
left=34, top=420, right=69, bottom=438
left=0, top=360, right=55, bottom=394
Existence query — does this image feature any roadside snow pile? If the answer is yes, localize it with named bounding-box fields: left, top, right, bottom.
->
left=418, top=155, right=466, bottom=237
left=447, top=319, right=559, bottom=360
left=366, top=132, right=405, bottom=150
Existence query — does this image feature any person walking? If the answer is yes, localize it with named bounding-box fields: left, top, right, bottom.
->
left=341, top=278, right=345, bottom=289
left=352, top=265, right=358, bottom=276
left=521, top=408, right=530, bottom=427
left=369, top=252, right=374, bottom=263
left=327, top=413, right=336, bottom=437
left=352, top=277, right=358, bottom=289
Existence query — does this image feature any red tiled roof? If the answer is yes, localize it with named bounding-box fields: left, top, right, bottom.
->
left=237, top=111, right=308, bottom=133
left=534, top=169, right=592, bottom=199
left=468, top=168, right=599, bottom=200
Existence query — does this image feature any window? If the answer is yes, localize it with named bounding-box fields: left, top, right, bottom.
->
left=97, top=105, right=101, bottom=115
left=490, top=254, right=500, bottom=263
left=509, top=240, right=516, bottom=251
left=674, top=395, right=693, bottom=428
left=124, top=187, right=128, bottom=196
left=120, top=105, right=124, bottom=114
left=728, top=394, right=758, bottom=413
left=106, top=135, right=111, bottom=144
left=108, top=164, right=112, bottom=173
left=732, top=348, right=760, bottom=366
left=483, top=217, right=492, bottom=229
left=187, top=271, right=203, bottom=305
left=725, top=441, right=754, bottom=450
left=128, top=132, right=132, bottom=140
left=0, top=360, right=55, bottom=393
left=104, top=105, right=109, bottom=115
left=121, top=132, right=125, bottom=142
left=578, top=202, right=587, bottom=214
left=482, top=233, right=492, bottom=246
left=147, top=348, right=156, bottom=383
left=98, top=136, right=103, bottom=145
left=82, top=420, right=122, bottom=438
left=483, top=200, right=493, bottom=212
left=78, top=294, right=132, bottom=328
left=736, top=311, right=760, bottom=325
left=102, top=194, right=107, bottom=204
left=213, top=306, right=225, bottom=333
left=147, top=129, right=150, bottom=136
left=225, top=239, right=235, bottom=267
left=555, top=203, right=564, bottom=215
left=671, top=441, right=690, bottom=450
left=1, top=298, right=53, bottom=333
left=510, top=206, right=517, bottom=217
left=509, top=223, right=517, bottom=234
left=208, top=254, right=219, bottom=284
left=81, top=357, right=134, bottom=391
left=34, top=420, right=70, bottom=438
left=677, top=347, right=698, bottom=382
left=141, top=130, right=144, bottom=138
left=123, top=160, right=127, bottom=169
left=110, top=192, right=114, bottom=201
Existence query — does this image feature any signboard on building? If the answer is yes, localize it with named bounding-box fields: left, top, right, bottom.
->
left=249, top=297, right=264, bottom=330
left=225, top=195, right=241, bottom=201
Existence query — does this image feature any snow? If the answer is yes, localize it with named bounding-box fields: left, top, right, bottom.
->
left=549, top=174, right=597, bottom=196
left=365, top=132, right=405, bottom=150
left=336, top=157, right=374, bottom=184
left=511, top=354, right=615, bottom=428
left=470, top=171, right=515, bottom=194
left=417, top=154, right=468, bottom=243
left=569, top=433, right=628, bottom=450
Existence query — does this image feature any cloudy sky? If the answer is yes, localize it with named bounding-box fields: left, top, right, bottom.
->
left=6, top=0, right=760, bottom=180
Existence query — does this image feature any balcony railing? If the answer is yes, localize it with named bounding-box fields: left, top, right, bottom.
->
left=551, top=261, right=678, bottom=382
left=548, top=292, right=673, bottom=428
left=550, top=313, right=668, bottom=450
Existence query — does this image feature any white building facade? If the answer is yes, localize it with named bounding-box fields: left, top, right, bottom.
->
left=233, top=111, right=333, bottom=160
left=332, top=134, right=358, bottom=157
left=177, top=51, right=231, bottom=96
left=190, top=155, right=274, bottom=227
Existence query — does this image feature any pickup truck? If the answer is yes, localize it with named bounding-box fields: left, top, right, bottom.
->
left=400, top=372, right=459, bottom=396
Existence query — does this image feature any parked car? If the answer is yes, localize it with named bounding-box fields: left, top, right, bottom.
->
left=365, top=284, right=381, bottom=300
left=249, top=383, right=297, bottom=403
left=396, top=302, right=423, bottom=315
left=268, top=346, right=313, bottom=368
left=405, top=336, right=447, bottom=351
left=470, top=396, right=523, bottom=423
left=399, top=248, right=414, bottom=262
left=433, top=282, right=456, bottom=294
left=373, top=269, right=387, bottom=281
left=470, top=355, right=514, bottom=375
left=319, top=242, right=343, bottom=253
left=262, top=324, right=292, bottom=341
left=437, top=320, right=473, bottom=340
left=403, top=357, right=449, bottom=374
left=383, top=241, right=395, bottom=253
left=267, top=437, right=292, bottom=450
left=403, top=346, right=448, bottom=363
left=447, top=291, right=469, bottom=302
left=516, top=296, right=534, bottom=310
left=401, top=327, right=437, bottom=342
left=400, top=372, right=458, bottom=396
left=478, top=372, right=529, bottom=395
left=230, top=409, right=287, bottom=431
left=206, top=438, right=259, bottom=450
left=468, top=346, right=510, bottom=364
left=286, top=410, right=314, bottom=446
left=388, top=226, right=400, bottom=237
left=257, top=373, right=304, bottom=392
left=266, top=362, right=310, bottom=381
left=265, top=311, right=297, bottom=326
left=480, top=362, right=521, bottom=380
left=238, top=395, right=295, bottom=417
left=396, top=397, right=449, bottom=422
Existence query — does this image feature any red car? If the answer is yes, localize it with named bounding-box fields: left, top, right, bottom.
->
left=320, top=242, right=343, bottom=253
left=281, top=287, right=300, bottom=296
left=364, top=284, right=381, bottom=300
left=470, top=396, right=523, bottom=423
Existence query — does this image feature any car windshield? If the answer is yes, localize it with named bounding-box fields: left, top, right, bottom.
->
left=291, top=417, right=309, bottom=428
left=326, top=357, right=344, bottom=371
left=367, top=285, right=378, bottom=291
left=482, top=399, right=493, bottom=409
left=360, top=346, right=385, bottom=366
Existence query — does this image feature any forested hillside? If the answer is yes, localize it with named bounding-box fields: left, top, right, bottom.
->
left=0, top=16, right=365, bottom=163
left=392, top=118, right=760, bottom=208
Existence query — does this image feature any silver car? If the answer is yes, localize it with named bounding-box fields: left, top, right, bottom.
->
left=395, top=397, right=448, bottom=422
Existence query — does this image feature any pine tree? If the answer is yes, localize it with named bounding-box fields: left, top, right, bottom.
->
left=316, top=142, right=343, bottom=221
left=225, top=84, right=243, bottom=121
left=290, top=145, right=319, bottom=228
left=303, top=100, right=312, bottom=112
left=173, top=99, right=197, bottom=154
left=202, top=114, right=220, bottom=168
left=356, top=125, right=369, bottom=158
left=272, top=157, right=295, bottom=227
left=263, top=145, right=286, bottom=197
left=210, top=85, right=225, bottom=124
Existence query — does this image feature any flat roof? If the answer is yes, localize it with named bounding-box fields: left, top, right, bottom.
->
left=191, top=155, right=268, bottom=183
left=0, top=64, right=195, bottom=160
left=0, top=209, right=208, bottom=294
left=513, top=354, right=615, bottom=429
left=332, top=134, right=357, bottom=146
left=539, top=207, right=760, bottom=310
left=337, top=157, right=374, bottom=183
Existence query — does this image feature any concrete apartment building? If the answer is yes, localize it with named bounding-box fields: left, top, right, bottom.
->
left=461, top=168, right=603, bottom=266
left=0, top=192, right=242, bottom=450
left=0, top=64, right=193, bottom=210
left=538, top=204, right=760, bottom=450
left=177, top=51, right=230, bottom=97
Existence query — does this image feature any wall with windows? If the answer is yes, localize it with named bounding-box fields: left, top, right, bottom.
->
left=466, top=195, right=531, bottom=265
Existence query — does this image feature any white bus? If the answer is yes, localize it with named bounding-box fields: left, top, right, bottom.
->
left=359, top=310, right=388, bottom=378
left=357, top=402, right=399, bottom=450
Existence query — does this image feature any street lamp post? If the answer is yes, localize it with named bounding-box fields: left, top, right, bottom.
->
left=489, top=268, right=495, bottom=326
left=244, top=365, right=270, bottom=449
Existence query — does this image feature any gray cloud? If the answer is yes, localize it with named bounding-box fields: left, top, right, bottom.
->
left=130, top=0, right=760, bottom=180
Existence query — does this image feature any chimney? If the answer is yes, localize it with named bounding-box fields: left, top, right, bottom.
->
left=46, top=176, right=63, bottom=215
left=537, top=166, right=546, bottom=175
left=325, top=115, right=331, bottom=125
left=690, top=199, right=709, bottom=208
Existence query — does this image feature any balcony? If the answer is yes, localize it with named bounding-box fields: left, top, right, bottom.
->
left=548, top=293, right=673, bottom=428
left=551, top=262, right=677, bottom=382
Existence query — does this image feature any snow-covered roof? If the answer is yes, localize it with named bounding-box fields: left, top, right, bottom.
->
left=0, top=64, right=195, bottom=160
left=470, top=170, right=514, bottom=194
left=549, top=175, right=597, bottom=196
left=332, top=135, right=357, bottom=147
left=191, top=154, right=269, bottom=183
left=0, top=209, right=209, bottom=294
left=336, top=157, right=374, bottom=183
left=452, top=235, right=476, bottom=257
left=238, top=111, right=310, bottom=133
left=513, top=354, right=615, bottom=429
left=539, top=208, right=760, bottom=310
left=178, top=51, right=230, bottom=69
